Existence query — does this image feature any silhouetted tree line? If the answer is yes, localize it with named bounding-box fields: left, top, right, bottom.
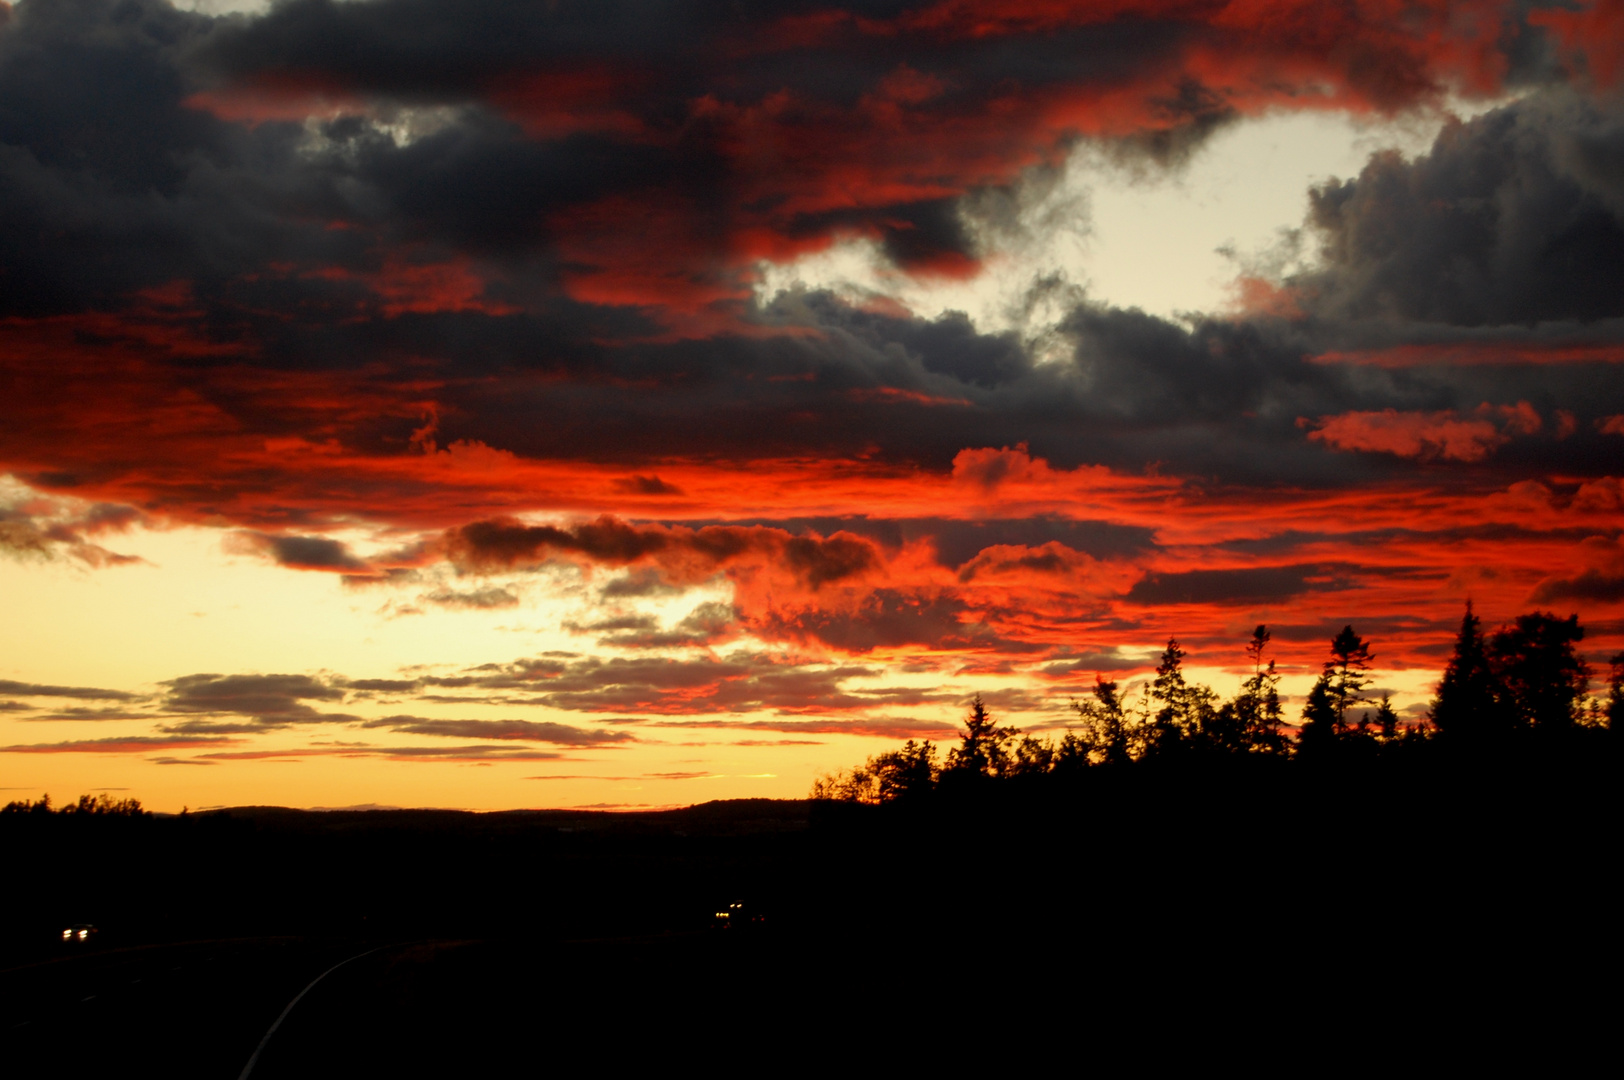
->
left=813, top=607, right=1624, bottom=803
left=1, top=793, right=148, bottom=816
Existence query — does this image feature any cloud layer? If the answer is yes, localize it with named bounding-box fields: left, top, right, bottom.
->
left=3, top=1, right=1623, bottom=784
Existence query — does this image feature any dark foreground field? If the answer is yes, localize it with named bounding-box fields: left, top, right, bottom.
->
left=4, top=763, right=1616, bottom=1075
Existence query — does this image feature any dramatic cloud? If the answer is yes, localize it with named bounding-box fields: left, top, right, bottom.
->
left=1126, top=565, right=1359, bottom=607
left=4, top=0, right=1624, bottom=802
left=160, top=672, right=352, bottom=726
left=0, top=496, right=143, bottom=566
left=1293, top=90, right=1624, bottom=327
left=387, top=651, right=980, bottom=717
left=228, top=531, right=372, bottom=572
left=444, top=517, right=881, bottom=591
left=1532, top=569, right=1624, bottom=604
left=1304, top=407, right=1529, bottom=462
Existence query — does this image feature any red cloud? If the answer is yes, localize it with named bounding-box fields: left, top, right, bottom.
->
left=1303, top=403, right=1544, bottom=462
left=1311, top=342, right=1624, bottom=367
left=1531, top=0, right=1624, bottom=88
left=173, top=1, right=1537, bottom=332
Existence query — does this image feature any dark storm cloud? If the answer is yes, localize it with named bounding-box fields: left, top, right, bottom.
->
left=692, top=515, right=1155, bottom=566
left=614, top=475, right=682, bottom=496
left=1, top=0, right=1619, bottom=510
left=0, top=0, right=1550, bottom=326
left=755, top=588, right=1025, bottom=653
left=1531, top=570, right=1624, bottom=605
left=231, top=531, right=370, bottom=571
left=0, top=0, right=387, bottom=319
left=1037, top=650, right=1157, bottom=677
left=1126, top=565, right=1361, bottom=607
left=445, top=517, right=880, bottom=588
left=2, top=0, right=1623, bottom=701
left=416, top=279, right=1617, bottom=486
left=1293, top=90, right=1624, bottom=327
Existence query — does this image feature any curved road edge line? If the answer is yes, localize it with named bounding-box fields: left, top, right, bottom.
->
left=237, top=942, right=400, bottom=1080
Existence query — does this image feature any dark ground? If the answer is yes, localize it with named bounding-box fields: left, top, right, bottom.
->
left=3, top=763, right=1617, bottom=1075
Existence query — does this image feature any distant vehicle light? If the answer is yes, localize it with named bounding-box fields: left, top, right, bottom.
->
left=78, top=929, right=88, bottom=939
left=62, top=929, right=72, bottom=940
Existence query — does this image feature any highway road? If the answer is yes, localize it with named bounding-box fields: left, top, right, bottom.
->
left=2, top=937, right=372, bottom=1077
left=4, top=932, right=829, bottom=1076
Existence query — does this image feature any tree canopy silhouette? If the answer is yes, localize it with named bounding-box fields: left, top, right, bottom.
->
left=811, top=605, right=1614, bottom=803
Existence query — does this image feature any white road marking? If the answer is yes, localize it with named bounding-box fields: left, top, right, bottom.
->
left=236, top=944, right=397, bottom=1080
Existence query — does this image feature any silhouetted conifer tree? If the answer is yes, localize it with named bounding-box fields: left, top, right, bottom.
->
left=1373, top=695, right=1399, bottom=742
left=1297, top=674, right=1337, bottom=756
left=1325, top=626, right=1373, bottom=734
left=1231, top=624, right=1288, bottom=754
left=944, top=694, right=1014, bottom=779
left=1149, top=638, right=1217, bottom=753
left=1431, top=602, right=1504, bottom=740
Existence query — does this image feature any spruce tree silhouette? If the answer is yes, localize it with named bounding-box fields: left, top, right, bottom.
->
left=1148, top=638, right=1217, bottom=755
left=1325, top=626, right=1373, bottom=735
left=1233, top=624, right=1288, bottom=754
left=1372, top=695, right=1400, bottom=742
left=943, top=694, right=1014, bottom=780
left=1297, top=674, right=1337, bottom=756
left=1431, top=602, right=1505, bottom=741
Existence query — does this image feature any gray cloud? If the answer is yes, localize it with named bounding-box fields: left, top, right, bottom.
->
left=230, top=532, right=371, bottom=572
left=1294, top=90, right=1624, bottom=327
left=160, top=672, right=353, bottom=727
left=0, top=734, right=236, bottom=754
left=1531, top=570, right=1624, bottom=605
left=1126, top=565, right=1361, bottom=607
left=356, top=715, right=634, bottom=745
left=0, top=678, right=137, bottom=701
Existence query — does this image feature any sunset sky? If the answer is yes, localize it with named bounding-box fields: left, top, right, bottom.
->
left=3, top=0, right=1622, bottom=812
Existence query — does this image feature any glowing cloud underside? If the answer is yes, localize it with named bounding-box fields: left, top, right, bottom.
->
left=2, top=0, right=1622, bottom=810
